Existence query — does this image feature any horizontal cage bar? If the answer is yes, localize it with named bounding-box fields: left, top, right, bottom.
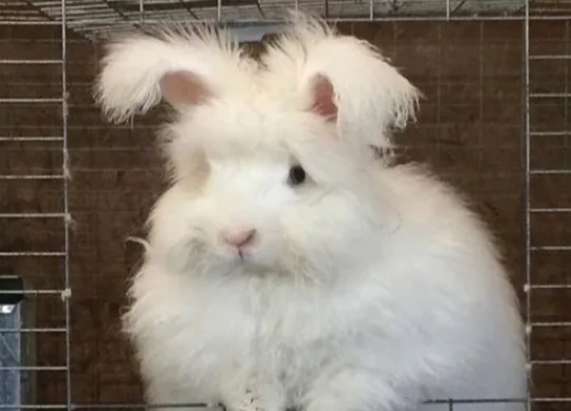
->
left=532, top=397, right=571, bottom=402
left=530, top=92, right=571, bottom=98
left=530, top=54, right=571, bottom=60
left=530, top=208, right=571, bottom=212
left=0, top=97, right=64, bottom=103
left=0, top=59, right=63, bottom=64
left=0, top=251, right=66, bottom=256
left=530, top=321, right=571, bottom=327
left=5, top=16, right=571, bottom=26
left=0, top=366, right=67, bottom=371
left=530, top=169, right=571, bottom=175
left=530, top=131, right=570, bottom=136
left=531, top=359, right=571, bottom=365
left=0, top=327, right=67, bottom=333
left=0, top=174, right=65, bottom=180
left=0, top=289, right=67, bottom=295
left=0, top=21, right=63, bottom=25
left=530, top=246, right=571, bottom=251
left=0, top=407, right=67, bottom=410
left=425, top=398, right=526, bottom=404
left=0, top=212, right=68, bottom=218
left=528, top=284, right=571, bottom=289
left=0, top=136, right=64, bottom=142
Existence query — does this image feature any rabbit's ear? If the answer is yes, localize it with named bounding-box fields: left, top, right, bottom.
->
left=159, top=70, right=212, bottom=108
left=308, top=74, right=337, bottom=122
left=95, top=27, right=242, bottom=123
left=265, top=16, right=420, bottom=147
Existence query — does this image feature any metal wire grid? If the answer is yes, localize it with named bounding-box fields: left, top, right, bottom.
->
left=5, top=1, right=571, bottom=39
left=524, top=9, right=571, bottom=411
left=0, top=0, right=570, bottom=410
left=0, top=0, right=73, bottom=408
left=0, top=0, right=529, bottom=38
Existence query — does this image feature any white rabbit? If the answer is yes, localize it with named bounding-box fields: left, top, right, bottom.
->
left=96, top=15, right=527, bottom=411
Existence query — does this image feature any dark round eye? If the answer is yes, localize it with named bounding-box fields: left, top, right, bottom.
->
left=288, top=165, right=306, bottom=186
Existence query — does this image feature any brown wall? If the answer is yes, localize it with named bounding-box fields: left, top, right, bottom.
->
left=0, top=20, right=570, bottom=410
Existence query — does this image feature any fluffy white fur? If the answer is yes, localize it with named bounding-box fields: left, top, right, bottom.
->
left=96, top=15, right=526, bottom=411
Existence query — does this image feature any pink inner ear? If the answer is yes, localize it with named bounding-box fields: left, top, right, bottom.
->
left=310, top=74, right=337, bottom=122
left=159, top=70, right=211, bottom=107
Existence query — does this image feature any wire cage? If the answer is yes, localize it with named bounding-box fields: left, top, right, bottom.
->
left=0, top=0, right=570, bottom=410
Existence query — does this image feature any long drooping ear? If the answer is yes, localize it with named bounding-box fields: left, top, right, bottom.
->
left=95, top=27, right=246, bottom=123
left=264, top=17, right=420, bottom=148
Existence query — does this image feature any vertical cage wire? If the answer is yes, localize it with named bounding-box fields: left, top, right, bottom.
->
left=369, top=0, right=373, bottom=21
left=60, top=0, right=72, bottom=409
left=526, top=1, right=571, bottom=409
left=1, top=1, right=70, bottom=407
left=523, top=2, right=531, bottom=411
left=139, top=0, right=144, bottom=24
left=446, top=0, right=450, bottom=20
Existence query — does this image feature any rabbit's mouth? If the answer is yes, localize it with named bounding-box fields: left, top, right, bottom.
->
left=230, top=248, right=272, bottom=271
left=216, top=243, right=288, bottom=276
left=238, top=249, right=249, bottom=262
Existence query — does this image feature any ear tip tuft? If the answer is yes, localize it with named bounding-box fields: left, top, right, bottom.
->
left=94, top=23, right=239, bottom=124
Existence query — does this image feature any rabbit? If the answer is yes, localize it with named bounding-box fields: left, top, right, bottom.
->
left=96, top=15, right=527, bottom=411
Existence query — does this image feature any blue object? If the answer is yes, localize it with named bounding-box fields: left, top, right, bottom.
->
left=0, top=303, right=21, bottom=411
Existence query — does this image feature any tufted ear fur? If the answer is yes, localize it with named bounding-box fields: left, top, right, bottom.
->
left=95, top=27, right=247, bottom=123
left=263, top=16, right=420, bottom=148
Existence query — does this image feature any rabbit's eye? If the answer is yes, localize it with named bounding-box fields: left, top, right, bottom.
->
left=288, top=165, right=306, bottom=186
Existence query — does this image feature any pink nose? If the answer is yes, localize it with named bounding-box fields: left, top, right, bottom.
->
left=221, top=228, right=257, bottom=248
